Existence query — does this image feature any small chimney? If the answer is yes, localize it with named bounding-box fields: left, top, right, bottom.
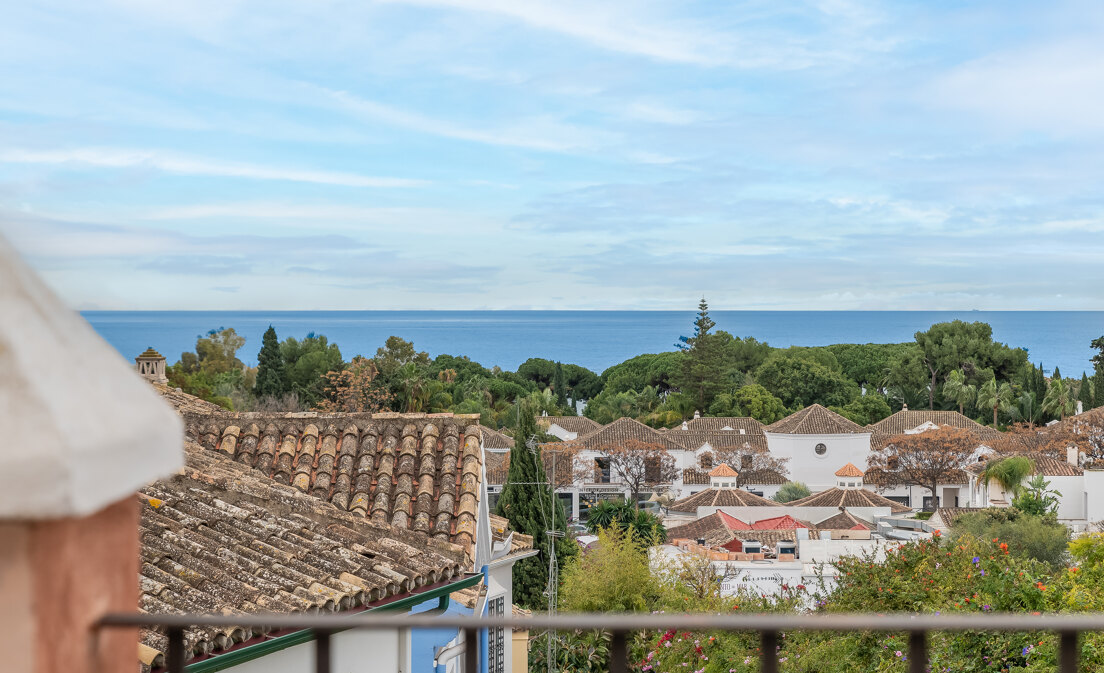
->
left=1068, top=445, right=1079, bottom=467
left=681, top=420, right=688, bottom=431
left=135, top=347, right=168, bottom=383
left=1077, top=401, right=1084, bottom=416
left=902, top=403, right=908, bottom=411
left=693, top=410, right=701, bottom=419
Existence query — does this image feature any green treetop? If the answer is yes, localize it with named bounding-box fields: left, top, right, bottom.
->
left=253, top=325, right=287, bottom=398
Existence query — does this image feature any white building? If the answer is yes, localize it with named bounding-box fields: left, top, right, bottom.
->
left=762, top=405, right=872, bottom=492
left=964, top=449, right=1104, bottom=528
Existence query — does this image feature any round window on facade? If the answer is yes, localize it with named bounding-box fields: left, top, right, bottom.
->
left=814, top=443, right=827, bottom=456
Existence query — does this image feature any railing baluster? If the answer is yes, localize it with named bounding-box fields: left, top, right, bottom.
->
left=463, top=627, right=479, bottom=673
left=1060, top=630, right=1078, bottom=673
left=315, top=629, right=332, bottom=673
left=909, top=630, right=927, bottom=673
left=166, top=626, right=185, bottom=673
left=760, top=630, right=778, bottom=673
left=609, top=630, right=628, bottom=673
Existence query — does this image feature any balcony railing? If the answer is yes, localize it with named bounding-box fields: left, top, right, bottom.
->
left=98, top=611, right=1103, bottom=673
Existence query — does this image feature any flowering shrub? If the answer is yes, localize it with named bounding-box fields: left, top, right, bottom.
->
left=634, top=533, right=1104, bottom=672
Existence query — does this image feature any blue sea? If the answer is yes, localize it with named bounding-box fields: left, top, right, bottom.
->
left=83, top=311, right=1104, bottom=377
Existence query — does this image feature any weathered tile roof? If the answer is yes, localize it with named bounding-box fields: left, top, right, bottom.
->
left=835, top=462, right=864, bottom=477
left=724, top=529, right=819, bottom=549
left=485, top=449, right=510, bottom=485
left=182, top=410, right=484, bottom=550
left=566, top=416, right=689, bottom=452
left=788, top=486, right=913, bottom=513
left=685, top=417, right=765, bottom=434
left=667, top=487, right=781, bottom=512
left=668, top=513, right=821, bottom=548
left=153, top=383, right=230, bottom=414
left=709, top=463, right=740, bottom=478
left=815, top=509, right=873, bottom=531
left=868, top=409, right=1002, bottom=449
left=765, top=404, right=867, bottom=435
left=666, top=512, right=739, bottom=545
left=681, top=467, right=786, bottom=486
left=665, top=429, right=769, bottom=452
left=682, top=468, right=711, bottom=485
left=481, top=426, right=516, bottom=449
left=537, top=415, right=602, bottom=435
left=964, top=453, right=1083, bottom=477
left=138, top=443, right=467, bottom=669
left=750, top=514, right=812, bottom=530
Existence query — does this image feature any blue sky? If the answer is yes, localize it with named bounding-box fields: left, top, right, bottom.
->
left=1, top=0, right=1102, bottom=310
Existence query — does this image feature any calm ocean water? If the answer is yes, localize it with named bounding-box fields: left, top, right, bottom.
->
left=83, top=311, right=1104, bottom=377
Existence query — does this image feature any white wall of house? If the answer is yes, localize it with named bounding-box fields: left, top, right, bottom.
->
left=763, top=433, right=872, bottom=491
left=1049, top=475, right=1087, bottom=521
left=1085, top=471, right=1104, bottom=523
left=227, top=629, right=406, bottom=673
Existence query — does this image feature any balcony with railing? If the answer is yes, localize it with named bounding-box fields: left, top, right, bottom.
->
left=97, top=610, right=1099, bottom=673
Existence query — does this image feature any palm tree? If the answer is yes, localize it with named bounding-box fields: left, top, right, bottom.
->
left=1043, top=376, right=1076, bottom=422
left=942, top=369, right=977, bottom=415
left=397, top=361, right=427, bottom=412
left=980, top=456, right=1034, bottom=499
left=1011, top=391, right=1043, bottom=427
left=977, top=377, right=1014, bottom=427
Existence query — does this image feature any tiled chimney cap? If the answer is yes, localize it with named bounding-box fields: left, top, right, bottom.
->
left=0, top=235, right=183, bottom=519
left=136, top=347, right=164, bottom=360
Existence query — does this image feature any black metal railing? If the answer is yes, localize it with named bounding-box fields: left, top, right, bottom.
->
left=99, top=611, right=1104, bottom=673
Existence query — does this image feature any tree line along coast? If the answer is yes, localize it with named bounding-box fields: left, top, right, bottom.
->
left=163, top=300, right=1104, bottom=435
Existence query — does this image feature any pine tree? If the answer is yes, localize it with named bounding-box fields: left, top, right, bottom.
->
left=1035, top=365, right=1047, bottom=402
left=495, top=403, right=577, bottom=609
left=1079, top=373, right=1093, bottom=412
left=1094, top=367, right=1104, bottom=410
left=253, top=325, right=286, bottom=398
left=1052, top=366, right=1062, bottom=382
left=691, top=297, right=716, bottom=344
left=553, top=362, right=569, bottom=410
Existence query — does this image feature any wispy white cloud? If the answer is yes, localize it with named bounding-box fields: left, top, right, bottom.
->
left=323, top=88, right=613, bottom=152
left=0, top=148, right=425, bottom=187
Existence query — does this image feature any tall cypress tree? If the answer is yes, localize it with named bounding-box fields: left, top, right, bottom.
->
left=553, top=362, right=569, bottom=410
left=1079, top=373, right=1093, bottom=412
left=1094, top=367, right=1104, bottom=410
left=1052, top=366, right=1062, bottom=383
left=495, top=404, right=577, bottom=609
left=253, top=325, right=286, bottom=398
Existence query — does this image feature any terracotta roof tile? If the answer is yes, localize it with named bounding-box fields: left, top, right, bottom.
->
left=685, top=417, right=765, bottom=434
left=788, top=487, right=913, bottom=513
left=565, top=416, right=688, bottom=452
left=138, top=443, right=467, bottom=669
left=814, top=510, right=873, bottom=531
left=181, top=409, right=484, bottom=550
left=665, top=429, right=769, bottom=452
left=834, top=462, right=864, bottom=477
left=765, top=404, right=867, bottom=435
left=536, top=415, right=602, bottom=435
left=668, top=487, right=781, bottom=512
left=709, top=463, right=740, bottom=478
left=868, top=409, right=1002, bottom=449
left=965, top=452, right=1083, bottom=477
left=481, top=426, right=515, bottom=449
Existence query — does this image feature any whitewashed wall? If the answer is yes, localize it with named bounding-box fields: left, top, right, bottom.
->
left=763, top=433, right=872, bottom=491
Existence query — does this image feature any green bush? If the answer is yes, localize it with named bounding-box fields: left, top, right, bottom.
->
left=951, top=509, right=1070, bottom=568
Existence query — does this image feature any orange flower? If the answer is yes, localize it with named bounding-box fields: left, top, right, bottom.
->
left=999, top=543, right=1008, bottom=551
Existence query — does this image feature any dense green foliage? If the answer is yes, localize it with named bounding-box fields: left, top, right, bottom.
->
left=583, top=498, right=666, bottom=541
left=772, top=481, right=812, bottom=503
left=552, top=528, right=1100, bottom=673
left=951, top=509, right=1070, bottom=568
left=161, top=304, right=1097, bottom=428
